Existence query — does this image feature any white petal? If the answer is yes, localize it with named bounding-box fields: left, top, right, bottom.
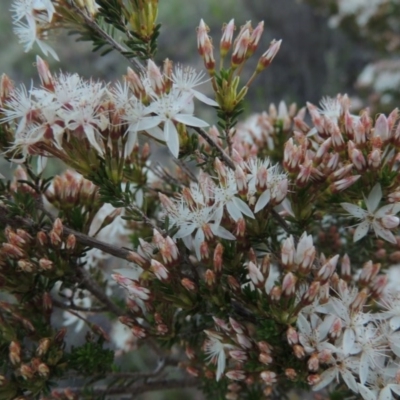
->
left=343, top=328, right=356, bottom=355
left=174, top=224, right=196, bottom=239
left=375, top=204, right=399, bottom=217
left=366, top=183, right=382, bottom=213
left=216, top=350, right=226, bottom=381
left=341, top=369, right=358, bottom=393
left=312, top=368, right=336, bottom=391
left=354, top=221, right=370, bottom=242
left=390, top=316, right=400, bottom=331
left=165, top=120, right=180, bottom=158
left=227, top=200, right=242, bottom=221
left=297, top=313, right=311, bottom=336
left=359, top=352, right=369, bottom=384
left=193, top=228, right=205, bottom=260
left=233, top=197, right=255, bottom=219
left=192, top=89, right=219, bottom=106
left=145, top=125, right=165, bottom=141
left=174, top=113, right=209, bottom=127
left=388, top=384, right=400, bottom=397
left=358, top=384, right=377, bottom=400
left=125, top=130, right=137, bottom=156
left=36, top=155, right=47, bottom=174
left=211, top=225, right=236, bottom=240
left=254, top=190, right=271, bottom=213
left=341, top=203, right=368, bottom=218
left=136, top=116, right=162, bottom=131
left=373, top=223, right=397, bottom=244
left=83, top=125, right=103, bottom=154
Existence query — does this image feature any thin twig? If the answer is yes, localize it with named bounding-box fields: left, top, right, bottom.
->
left=76, top=266, right=125, bottom=316
left=128, top=204, right=167, bottom=237
left=172, top=159, right=198, bottom=183
left=64, top=377, right=199, bottom=398
left=0, top=205, right=134, bottom=261
left=68, top=2, right=145, bottom=73
left=192, top=126, right=236, bottom=170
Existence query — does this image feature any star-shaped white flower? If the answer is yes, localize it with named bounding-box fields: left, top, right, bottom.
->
left=341, top=183, right=400, bottom=244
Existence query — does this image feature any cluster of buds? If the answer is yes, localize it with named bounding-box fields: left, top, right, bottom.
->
left=45, top=170, right=100, bottom=210
left=198, top=19, right=281, bottom=76
left=283, top=96, right=400, bottom=194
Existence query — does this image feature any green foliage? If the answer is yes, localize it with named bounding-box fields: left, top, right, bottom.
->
left=68, top=339, right=114, bottom=376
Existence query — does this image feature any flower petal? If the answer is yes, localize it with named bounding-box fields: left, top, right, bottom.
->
left=164, top=119, right=180, bottom=158
left=232, top=197, right=255, bottom=219
left=211, top=225, right=236, bottom=240
left=366, top=183, right=382, bottom=213
left=341, top=203, right=368, bottom=218
left=255, top=190, right=271, bottom=213
left=353, top=220, right=370, bottom=242
left=174, top=113, right=209, bottom=127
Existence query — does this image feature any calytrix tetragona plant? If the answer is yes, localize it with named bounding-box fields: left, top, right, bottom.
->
left=1, top=1, right=400, bottom=400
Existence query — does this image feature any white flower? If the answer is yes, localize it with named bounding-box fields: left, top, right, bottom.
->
left=357, top=365, right=400, bottom=400
left=173, top=202, right=235, bottom=260
left=204, top=330, right=236, bottom=381
left=143, top=91, right=209, bottom=158
left=11, top=0, right=59, bottom=60
left=312, top=350, right=359, bottom=393
left=247, top=158, right=288, bottom=212
left=354, top=323, right=388, bottom=385
left=297, top=313, right=337, bottom=354
left=341, top=183, right=400, bottom=243
left=171, top=65, right=218, bottom=107
left=214, top=169, right=254, bottom=221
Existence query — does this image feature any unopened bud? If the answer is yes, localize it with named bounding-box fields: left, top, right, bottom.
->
left=181, top=278, right=196, bottom=291
left=39, top=258, right=53, bottom=271
left=213, top=243, right=224, bottom=273
left=9, top=341, right=21, bottom=365
left=66, top=234, right=76, bottom=250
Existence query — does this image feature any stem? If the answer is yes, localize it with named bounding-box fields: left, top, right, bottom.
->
left=0, top=205, right=132, bottom=261
left=68, top=2, right=145, bottom=73
left=192, top=126, right=236, bottom=170
left=63, top=377, right=199, bottom=398
left=76, top=266, right=124, bottom=316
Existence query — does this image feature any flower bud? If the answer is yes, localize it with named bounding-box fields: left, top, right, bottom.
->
left=260, top=370, right=277, bottom=385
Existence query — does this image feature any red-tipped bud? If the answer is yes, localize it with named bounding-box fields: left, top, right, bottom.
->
left=181, top=277, right=196, bottom=291
left=213, top=243, right=224, bottom=273
left=36, top=56, right=54, bottom=91
left=256, top=39, right=282, bottom=72
left=220, top=19, right=235, bottom=58
left=150, top=259, right=169, bottom=281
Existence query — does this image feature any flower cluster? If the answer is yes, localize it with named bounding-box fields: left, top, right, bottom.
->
left=3, top=2, right=400, bottom=400
left=0, top=57, right=214, bottom=172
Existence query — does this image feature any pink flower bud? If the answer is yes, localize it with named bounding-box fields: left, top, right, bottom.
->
left=260, top=370, right=277, bottom=385
left=213, top=243, right=224, bottom=273
left=247, top=261, right=264, bottom=286
left=247, top=21, right=264, bottom=57
left=317, top=255, right=339, bottom=283
left=257, top=39, right=282, bottom=72
left=259, top=352, right=273, bottom=364
left=147, top=60, right=165, bottom=95
left=286, top=326, right=298, bottom=345
left=281, top=235, right=295, bottom=268
left=229, top=349, right=248, bottom=361
left=150, top=259, right=169, bottom=281
left=220, top=19, right=235, bottom=58
left=181, top=278, right=196, bottom=291
left=226, top=370, right=246, bottom=381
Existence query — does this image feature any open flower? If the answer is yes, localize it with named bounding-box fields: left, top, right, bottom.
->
left=341, top=183, right=400, bottom=243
